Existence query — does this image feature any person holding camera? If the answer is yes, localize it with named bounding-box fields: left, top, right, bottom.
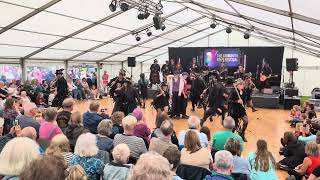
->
left=83, top=101, right=109, bottom=134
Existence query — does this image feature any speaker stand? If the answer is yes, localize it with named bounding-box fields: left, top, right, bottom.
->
left=130, top=67, right=133, bottom=79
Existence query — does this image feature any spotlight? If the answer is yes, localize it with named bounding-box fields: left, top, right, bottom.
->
left=120, top=2, right=129, bottom=11
left=135, top=34, right=141, bottom=41
left=161, top=25, right=166, bottom=31
left=146, top=29, right=152, bottom=37
left=138, top=12, right=144, bottom=20
left=210, top=23, right=216, bottom=29
left=109, top=0, right=117, bottom=12
left=144, top=10, right=150, bottom=19
left=153, top=13, right=163, bottom=30
left=244, top=32, right=250, bottom=39
left=226, top=27, right=232, bottom=34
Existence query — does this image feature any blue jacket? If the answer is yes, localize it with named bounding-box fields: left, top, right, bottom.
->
left=206, top=172, right=234, bottom=180
left=83, top=112, right=109, bottom=134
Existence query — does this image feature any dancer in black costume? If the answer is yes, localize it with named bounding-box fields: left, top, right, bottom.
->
left=244, top=74, right=257, bottom=112
left=123, top=80, right=141, bottom=116
left=228, top=79, right=249, bottom=142
left=153, top=83, right=170, bottom=113
left=109, top=69, right=127, bottom=99
left=190, top=73, right=206, bottom=111
left=149, top=59, right=161, bottom=85
left=138, top=73, right=149, bottom=108
left=52, top=69, right=68, bottom=108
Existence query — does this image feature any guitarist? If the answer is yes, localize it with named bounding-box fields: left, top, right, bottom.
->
left=260, top=62, right=272, bottom=91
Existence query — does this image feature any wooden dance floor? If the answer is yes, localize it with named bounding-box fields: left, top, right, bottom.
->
left=74, top=98, right=292, bottom=179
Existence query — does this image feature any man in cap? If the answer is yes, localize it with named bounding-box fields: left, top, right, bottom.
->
left=52, top=69, right=68, bottom=108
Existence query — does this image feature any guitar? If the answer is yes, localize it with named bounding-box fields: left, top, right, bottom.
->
left=260, top=74, right=278, bottom=82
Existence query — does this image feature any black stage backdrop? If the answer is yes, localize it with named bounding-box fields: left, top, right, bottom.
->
left=168, top=47, right=284, bottom=86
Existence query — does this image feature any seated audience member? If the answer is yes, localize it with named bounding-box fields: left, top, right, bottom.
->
left=96, top=119, right=113, bottom=152
left=279, top=131, right=306, bottom=170
left=113, top=115, right=147, bottom=161
left=39, top=107, right=62, bottom=140
left=66, top=165, right=87, bottom=180
left=65, top=111, right=89, bottom=152
left=0, top=116, right=3, bottom=135
left=180, top=130, right=213, bottom=170
left=291, top=113, right=307, bottom=127
left=200, top=126, right=211, bottom=142
left=56, top=98, right=74, bottom=132
left=110, top=111, right=124, bottom=139
left=0, top=81, right=8, bottom=100
left=307, top=104, right=317, bottom=120
left=149, top=120, right=178, bottom=156
left=91, top=85, right=99, bottom=99
left=48, top=90, right=56, bottom=106
left=213, top=116, right=244, bottom=151
left=83, top=101, right=109, bottom=134
left=163, top=146, right=183, bottom=180
left=132, top=108, right=151, bottom=148
left=178, top=116, right=208, bottom=148
left=20, top=90, right=30, bottom=105
left=224, top=138, right=250, bottom=177
left=46, top=134, right=74, bottom=165
left=298, top=123, right=316, bottom=143
left=205, top=150, right=234, bottom=180
left=128, top=152, right=172, bottom=180
left=0, top=137, right=40, bottom=179
left=103, top=144, right=132, bottom=180
left=71, top=133, right=105, bottom=180
left=288, top=105, right=301, bottom=123
left=151, top=112, right=179, bottom=147
left=3, top=98, right=20, bottom=134
left=35, top=92, right=46, bottom=107
left=20, top=155, right=68, bottom=180
left=16, top=102, right=40, bottom=136
left=248, top=139, right=277, bottom=180
left=308, top=166, right=320, bottom=180
left=289, top=142, right=320, bottom=179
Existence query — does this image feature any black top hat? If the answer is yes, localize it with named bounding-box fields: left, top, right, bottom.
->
left=55, top=69, right=64, bottom=75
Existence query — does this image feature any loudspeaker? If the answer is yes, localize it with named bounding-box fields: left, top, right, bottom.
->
left=127, top=57, right=136, bottom=67
left=285, top=88, right=299, bottom=97
left=284, top=96, right=301, bottom=109
left=286, top=58, right=298, bottom=71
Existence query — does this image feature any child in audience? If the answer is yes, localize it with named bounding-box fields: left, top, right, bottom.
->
left=291, top=113, right=307, bottom=127
left=48, top=90, right=56, bottom=106
left=91, top=85, right=99, bottom=100
left=288, top=105, right=301, bottom=123
left=36, top=92, right=46, bottom=108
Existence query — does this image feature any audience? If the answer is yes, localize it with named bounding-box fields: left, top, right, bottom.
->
left=16, top=102, right=40, bottom=136
left=308, top=166, right=320, bottom=180
left=224, top=138, right=250, bottom=178
left=205, top=150, right=234, bottom=180
left=96, top=119, right=113, bottom=152
left=149, top=119, right=178, bottom=156
left=0, top=137, right=40, bottom=179
left=128, top=152, right=172, bottom=180
left=103, top=143, right=132, bottom=180
left=132, top=108, right=151, bottom=148
left=178, top=116, right=208, bottom=148
left=163, top=146, right=183, bottom=180
left=113, top=115, right=147, bottom=161
left=46, top=134, right=74, bottom=165
left=110, top=111, right=124, bottom=139
left=65, top=111, right=89, bottom=152
left=56, top=98, right=74, bottom=132
left=213, top=116, right=244, bottom=152
left=83, top=101, right=109, bottom=134
left=180, top=130, right=213, bottom=170
left=71, top=133, right=104, bottom=180
left=200, top=126, right=211, bottom=142
left=3, top=98, right=20, bottom=134
left=39, top=107, right=62, bottom=140
left=66, top=165, right=88, bottom=180
left=248, top=139, right=277, bottom=180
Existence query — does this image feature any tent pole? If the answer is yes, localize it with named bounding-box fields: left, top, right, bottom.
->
left=20, top=59, right=26, bottom=83
left=96, top=62, right=101, bottom=89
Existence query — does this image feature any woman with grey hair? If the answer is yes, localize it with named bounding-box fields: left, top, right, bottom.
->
left=103, top=144, right=132, bottom=180
left=96, top=119, right=113, bottom=153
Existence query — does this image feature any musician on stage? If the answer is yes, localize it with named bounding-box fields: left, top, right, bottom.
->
left=150, top=59, right=161, bottom=85
left=219, top=61, right=228, bottom=80
left=228, top=79, right=248, bottom=142
left=190, top=57, right=200, bottom=73
left=52, top=69, right=68, bottom=108
left=169, top=59, right=176, bottom=74
left=260, top=62, right=273, bottom=90
left=245, top=74, right=257, bottom=112
left=109, top=69, right=127, bottom=98
left=176, top=62, right=183, bottom=74
left=190, top=73, right=206, bottom=111
left=234, top=64, right=245, bottom=80
left=201, top=77, right=228, bottom=126
left=161, top=60, right=171, bottom=82
left=202, top=63, right=210, bottom=72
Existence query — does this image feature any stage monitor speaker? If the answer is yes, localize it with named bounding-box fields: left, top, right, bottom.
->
left=127, top=57, right=136, bottom=67
left=284, top=96, right=301, bottom=110
left=285, top=88, right=299, bottom=97
left=286, top=58, right=298, bottom=71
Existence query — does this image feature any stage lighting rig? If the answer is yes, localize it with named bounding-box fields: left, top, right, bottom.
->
left=226, top=26, right=232, bottom=34
left=146, top=29, right=152, bottom=36
left=135, top=34, right=141, bottom=41
left=144, top=8, right=150, bottom=19
left=109, top=0, right=117, bottom=12
left=244, top=31, right=250, bottom=39
left=210, top=16, right=217, bottom=29
left=161, top=24, right=166, bottom=31
left=120, top=1, right=129, bottom=11
left=138, top=9, right=145, bottom=20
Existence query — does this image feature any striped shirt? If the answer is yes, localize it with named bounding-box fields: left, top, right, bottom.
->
left=63, top=152, right=75, bottom=166
left=113, top=134, right=147, bottom=159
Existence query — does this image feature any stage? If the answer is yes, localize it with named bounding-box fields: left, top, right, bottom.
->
left=74, top=98, right=296, bottom=179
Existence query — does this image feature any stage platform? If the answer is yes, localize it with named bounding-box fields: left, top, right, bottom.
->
left=252, top=93, right=280, bottom=109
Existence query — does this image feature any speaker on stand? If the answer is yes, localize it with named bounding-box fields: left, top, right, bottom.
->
left=127, top=57, right=136, bottom=79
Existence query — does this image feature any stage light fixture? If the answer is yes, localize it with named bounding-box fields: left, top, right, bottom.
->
left=226, top=27, right=232, bottom=34
left=244, top=32, right=250, bottom=39
left=109, top=0, right=117, bottom=12
left=146, top=29, right=152, bottom=36
left=120, top=2, right=129, bottom=11
left=161, top=25, right=166, bottom=31
left=138, top=12, right=145, bottom=20
left=144, top=10, right=150, bottom=19
left=135, top=34, right=141, bottom=41
left=210, top=23, right=216, bottom=29
left=153, top=13, right=163, bottom=30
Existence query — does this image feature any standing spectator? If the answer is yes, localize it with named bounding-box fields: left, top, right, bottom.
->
left=20, top=90, right=31, bottom=106
left=133, top=108, right=151, bottom=148
left=46, top=134, right=74, bottom=165
left=128, top=152, right=172, bottom=180
left=91, top=85, right=99, bottom=99
left=96, top=119, right=113, bottom=153
left=82, top=78, right=90, bottom=99
left=113, top=115, right=147, bottom=161
left=248, top=140, right=277, bottom=180
left=205, top=150, right=234, bottom=180
left=163, top=146, right=183, bottom=180
left=110, top=111, right=124, bottom=139
left=149, top=120, right=178, bottom=156
left=65, top=111, right=89, bottom=152
left=83, top=101, right=109, bottom=134
left=16, top=102, right=40, bottom=137
left=74, top=79, right=84, bottom=100
left=224, top=138, right=250, bottom=178
left=180, top=130, right=213, bottom=170
left=39, top=107, right=62, bottom=140
left=103, top=144, right=132, bottom=180
left=0, top=137, right=40, bottom=179
left=3, top=98, right=20, bottom=134
left=56, top=98, right=74, bottom=133
left=71, top=133, right=105, bottom=180
left=101, top=71, right=109, bottom=91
